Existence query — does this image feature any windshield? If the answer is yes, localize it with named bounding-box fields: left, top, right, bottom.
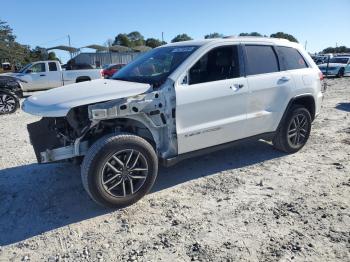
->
left=18, top=63, right=33, bottom=73
left=112, top=46, right=198, bottom=87
left=329, top=57, right=349, bottom=64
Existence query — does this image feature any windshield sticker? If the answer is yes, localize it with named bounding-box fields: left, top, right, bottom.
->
left=171, top=47, right=195, bottom=53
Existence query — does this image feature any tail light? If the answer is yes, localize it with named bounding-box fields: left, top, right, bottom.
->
left=101, top=70, right=105, bottom=78
left=319, top=71, right=324, bottom=81
left=319, top=71, right=327, bottom=93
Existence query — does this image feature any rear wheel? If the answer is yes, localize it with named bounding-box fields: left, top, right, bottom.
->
left=273, top=105, right=312, bottom=153
left=81, top=133, right=158, bottom=208
left=0, top=91, right=19, bottom=115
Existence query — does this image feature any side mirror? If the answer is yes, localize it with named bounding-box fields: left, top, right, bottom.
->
left=26, top=69, right=32, bottom=74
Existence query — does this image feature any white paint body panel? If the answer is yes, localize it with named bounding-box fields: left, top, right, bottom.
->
left=22, top=79, right=150, bottom=117
left=176, top=77, right=248, bottom=153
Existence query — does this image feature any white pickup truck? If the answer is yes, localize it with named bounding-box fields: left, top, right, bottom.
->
left=2, top=60, right=102, bottom=91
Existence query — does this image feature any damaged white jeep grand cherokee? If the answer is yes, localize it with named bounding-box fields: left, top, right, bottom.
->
left=23, top=37, right=324, bottom=208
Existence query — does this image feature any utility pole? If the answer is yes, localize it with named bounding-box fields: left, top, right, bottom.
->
left=68, top=34, right=72, bottom=59
left=161, top=32, right=164, bottom=43
left=304, top=40, right=307, bottom=51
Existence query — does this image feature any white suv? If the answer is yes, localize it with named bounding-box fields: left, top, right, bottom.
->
left=23, top=37, right=324, bottom=208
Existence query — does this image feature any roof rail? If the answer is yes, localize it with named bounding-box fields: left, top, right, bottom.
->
left=223, top=35, right=291, bottom=42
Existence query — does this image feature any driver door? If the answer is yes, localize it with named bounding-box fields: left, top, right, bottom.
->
left=22, top=62, right=48, bottom=91
left=175, top=44, right=249, bottom=154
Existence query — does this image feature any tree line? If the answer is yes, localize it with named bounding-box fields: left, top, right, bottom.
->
left=1, top=18, right=348, bottom=67
left=0, top=20, right=58, bottom=65
left=109, top=31, right=300, bottom=49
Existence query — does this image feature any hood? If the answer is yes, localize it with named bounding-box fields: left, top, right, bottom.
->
left=0, top=74, right=27, bottom=83
left=22, top=79, right=151, bottom=117
left=318, top=63, right=344, bottom=68
left=0, top=72, right=25, bottom=77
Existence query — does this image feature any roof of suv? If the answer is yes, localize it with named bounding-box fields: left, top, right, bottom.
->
left=164, top=37, right=298, bottom=48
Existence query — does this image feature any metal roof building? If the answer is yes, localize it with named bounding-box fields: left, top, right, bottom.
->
left=46, top=44, right=152, bottom=67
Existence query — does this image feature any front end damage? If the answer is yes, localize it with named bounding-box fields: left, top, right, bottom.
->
left=27, top=80, right=178, bottom=164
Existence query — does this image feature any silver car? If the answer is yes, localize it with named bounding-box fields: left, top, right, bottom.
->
left=318, top=56, right=350, bottom=77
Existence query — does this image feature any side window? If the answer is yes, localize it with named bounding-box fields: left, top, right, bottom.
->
left=277, top=46, right=308, bottom=70
left=49, top=62, right=58, bottom=71
left=245, top=45, right=279, bottom=75
left=189, top=45, right=240, bottom=85
left=28, top=63, right=46, bottom=73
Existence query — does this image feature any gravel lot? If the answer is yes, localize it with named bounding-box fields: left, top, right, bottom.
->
left=0, top=78, right=349, bottom=262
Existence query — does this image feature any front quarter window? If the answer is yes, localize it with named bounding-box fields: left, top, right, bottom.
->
left=112, top=46, right=198, bottom=87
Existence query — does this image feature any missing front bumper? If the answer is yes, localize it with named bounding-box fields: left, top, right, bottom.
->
left=40, top=141, right=89, bottom=163
left=27, top=118, right=89, bottom=163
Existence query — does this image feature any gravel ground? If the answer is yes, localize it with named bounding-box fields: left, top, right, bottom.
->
left=0, top=78, right=349, bottom=262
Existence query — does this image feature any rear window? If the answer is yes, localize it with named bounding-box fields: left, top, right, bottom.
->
left=245, top=45, right=279, bottom=75
left=277, top=46, right=308, bottom=70
left=49, top=62, right=58, bottom=71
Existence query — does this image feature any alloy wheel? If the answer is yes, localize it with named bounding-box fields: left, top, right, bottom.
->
left=287, top=113, right=309, bottom=147
left=0, top=93, right=16, bottom=114
left=101, top=149, right=149, bottom=198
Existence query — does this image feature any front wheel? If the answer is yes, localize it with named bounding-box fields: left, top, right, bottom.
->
left=81, top=134, right=158, bottom=208
left=273, top=105, right=312, bottom=153
left=0, top=91, right=19, bottom=115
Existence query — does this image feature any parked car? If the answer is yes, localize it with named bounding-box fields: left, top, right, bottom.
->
left=1, top=61, right=102, bottom=91
left=0, top=76, right=23, bottom=114
left=1, top=62, right=12, bottom=71
left=22, top=37, right=324, bottom=208
left=102, top=63, right=125, bottom=78
left=318, top=56, right=350, bottom=77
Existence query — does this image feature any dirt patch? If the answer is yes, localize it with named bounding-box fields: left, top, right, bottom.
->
left=0, top=78, right=349, bottom=261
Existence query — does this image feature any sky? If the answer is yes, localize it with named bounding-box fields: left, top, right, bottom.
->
left=2, top=0, right=350, bottom=63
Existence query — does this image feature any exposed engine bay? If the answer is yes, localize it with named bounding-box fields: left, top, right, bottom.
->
left=27, top=80, right=178, bottom=163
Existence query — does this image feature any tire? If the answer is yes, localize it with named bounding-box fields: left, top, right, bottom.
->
left=0, top=91, right=19, bottom=115
left=337, top=68, right=344, bottom=78
left=273, top=105, right=312, bottom=153
left=81, top=133, right=158, bottom=208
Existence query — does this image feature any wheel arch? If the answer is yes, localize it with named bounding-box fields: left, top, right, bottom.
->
left=278, top=94, right=316, bottom=129
left=76, top=76, right=91, bottom=83
left=96, top=117, right=159, bottom=151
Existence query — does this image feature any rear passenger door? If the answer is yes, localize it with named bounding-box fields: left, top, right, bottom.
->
left=243, top=44, right=294, bottom=136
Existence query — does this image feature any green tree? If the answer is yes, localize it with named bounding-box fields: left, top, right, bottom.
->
left=322, top=46, right=350, bottom=54
left=127, top=31, right=145, bottom=46
left=270, top=32, right=298, bottom=43
left=28, top=46, right=47, bottom=61
left=204, top=32, right=223, bottom=39
left=171, top=34, right=193, bottom=43
left=48, top=51, right=60, bottom=61
left=239, top=32, right=262, bottom=37
left=145, top=38, right=165, bottom=48
left=113, top=33, right=131, bottom=47
left=0, top=19, right=30, bottom=65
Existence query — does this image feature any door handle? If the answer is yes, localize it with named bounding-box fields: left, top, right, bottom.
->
left=279, top=76, right=290, bottom=82
left=39, top=74, right=46, bottom=77
left=230, top=84, right=244, bottom=91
